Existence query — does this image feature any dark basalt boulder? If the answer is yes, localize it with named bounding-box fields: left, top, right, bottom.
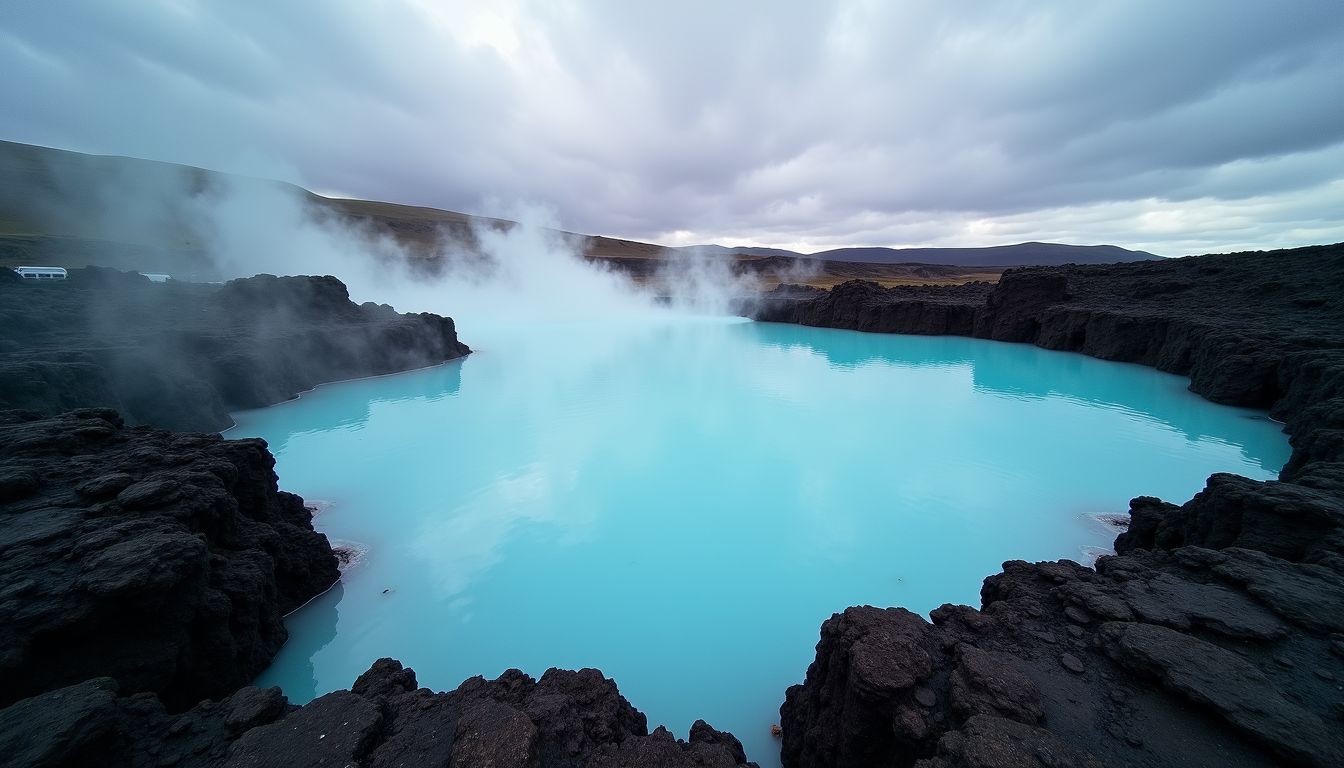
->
left=0, top=409, right=339, bottom=709
left=0, top=660, right=758, bottom=768
left=913, top=715, right=1105, bottom=768
left=0, top=269, right=471, bottom=432
left=1115, top=472, right=1344, bottom=565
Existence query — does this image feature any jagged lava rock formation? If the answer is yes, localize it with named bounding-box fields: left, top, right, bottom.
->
left=1, top=659, right=757, bottom=768
left=0, top=409, right=340, bottom=710
left=756, top=244, right=1343, bottom=413
left=0, top=268, right=470, bottom=432
left=760, top=244, right=1344, bottom=767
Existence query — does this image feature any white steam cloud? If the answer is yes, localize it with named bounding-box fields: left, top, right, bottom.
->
left=189, top=177, right=765, bottom=332
left=7, top=147, right=775, bottom=335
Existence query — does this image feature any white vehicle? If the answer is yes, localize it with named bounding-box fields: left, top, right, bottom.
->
left=12, top=266, right=68, bottom=280
left=139, top=272, right=171, bottom=283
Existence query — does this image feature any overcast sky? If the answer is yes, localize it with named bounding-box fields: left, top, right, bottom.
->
left=3, top=1, right=1343, bottom=256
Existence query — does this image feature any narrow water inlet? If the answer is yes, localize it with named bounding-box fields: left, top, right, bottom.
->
left=229, top=319, right=1290, bottom=767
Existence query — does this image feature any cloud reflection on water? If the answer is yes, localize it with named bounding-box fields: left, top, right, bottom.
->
left=235, top=318, right=1291, bottom=768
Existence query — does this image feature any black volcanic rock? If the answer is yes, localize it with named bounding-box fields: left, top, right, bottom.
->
left=0, top=660, right=757, bottom=768
left=914, top=715, right=1105, bottom=768
left=755, top=279, right=991, bottom=337
left=756, top=245, right=1344, bottom=404
left=1116, top=472, right=1344, bottom=564
left=0, top=269, right=470, bottom=432
left=782, top=532, right=1344, bottom=766
left=763, top=282, right=828, bottom=300
left=0, top=409, right=339, bottom=709
left=765, top=244, right=1344, bottom=767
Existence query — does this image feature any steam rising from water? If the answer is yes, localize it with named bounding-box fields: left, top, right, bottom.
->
left=197, top=183, right=673, bottom=326
left=24, top=154, right=770, bottom=328
left=7, top=147, right=789, bottom=329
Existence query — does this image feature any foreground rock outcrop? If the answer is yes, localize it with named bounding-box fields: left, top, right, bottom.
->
left=764, top=244, right=1344, bottom=766
left=0, top=268, right=471, bottom=432
left=781, top=483, right=1344, bottom=767
left=1, top=659, right=757, bottom=768
left=0, top=409, right=340, bottom=710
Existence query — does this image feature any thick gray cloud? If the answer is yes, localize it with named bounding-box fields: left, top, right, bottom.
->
left=2, top=0, right=1342, bottom=255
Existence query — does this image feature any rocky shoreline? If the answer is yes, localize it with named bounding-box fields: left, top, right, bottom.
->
left=0, top=268, right=471, bottom=432
left=756, top=243, right=1344, bottom=766
left=0, top=408, right=755, bottom=768
left=0, top=409, right=341, bottom=710
left=4, top=659, right=757, bottom=768
left=2, top=245, right=1342, bottom=767
left=0, top=270, right=755, bottom=767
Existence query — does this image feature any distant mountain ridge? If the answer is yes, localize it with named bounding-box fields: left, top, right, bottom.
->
left=0, top=139, right=1159, bottom=271
left=674, top=244, right=809, bottom=260
left=687, top=241, right=1162, bottom=266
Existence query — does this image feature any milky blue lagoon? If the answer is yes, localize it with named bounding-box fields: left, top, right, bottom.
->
left=230, top=319, right=1289, bottom=766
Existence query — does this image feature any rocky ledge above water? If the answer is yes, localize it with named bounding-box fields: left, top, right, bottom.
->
left=781, top=477, right=1344, bottom=767
left=2, top=659, right=757, bottom=768
left=0, top=268, right=471, bottom=432
left=0, top=408, right=339, bottom=710
left=761, top=244, right=1344, bottom=766
left=754, top=243, right=1344, bottom=415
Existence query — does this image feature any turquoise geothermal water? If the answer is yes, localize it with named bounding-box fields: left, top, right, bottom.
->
left=231, top=319, right=1289, bottom=766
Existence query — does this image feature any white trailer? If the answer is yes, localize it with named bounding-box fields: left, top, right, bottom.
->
left=13, top=266, right=68, bottom=280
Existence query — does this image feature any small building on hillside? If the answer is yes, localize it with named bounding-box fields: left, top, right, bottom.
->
left=139, top=272, right=171, bottom=283
left=13, top=266, right=67, bottom=280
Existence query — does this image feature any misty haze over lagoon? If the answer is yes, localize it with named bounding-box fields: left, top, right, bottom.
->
left=4, top=3, right=1344, bottom=766
left=230, top=319, right=1289, bottom=766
